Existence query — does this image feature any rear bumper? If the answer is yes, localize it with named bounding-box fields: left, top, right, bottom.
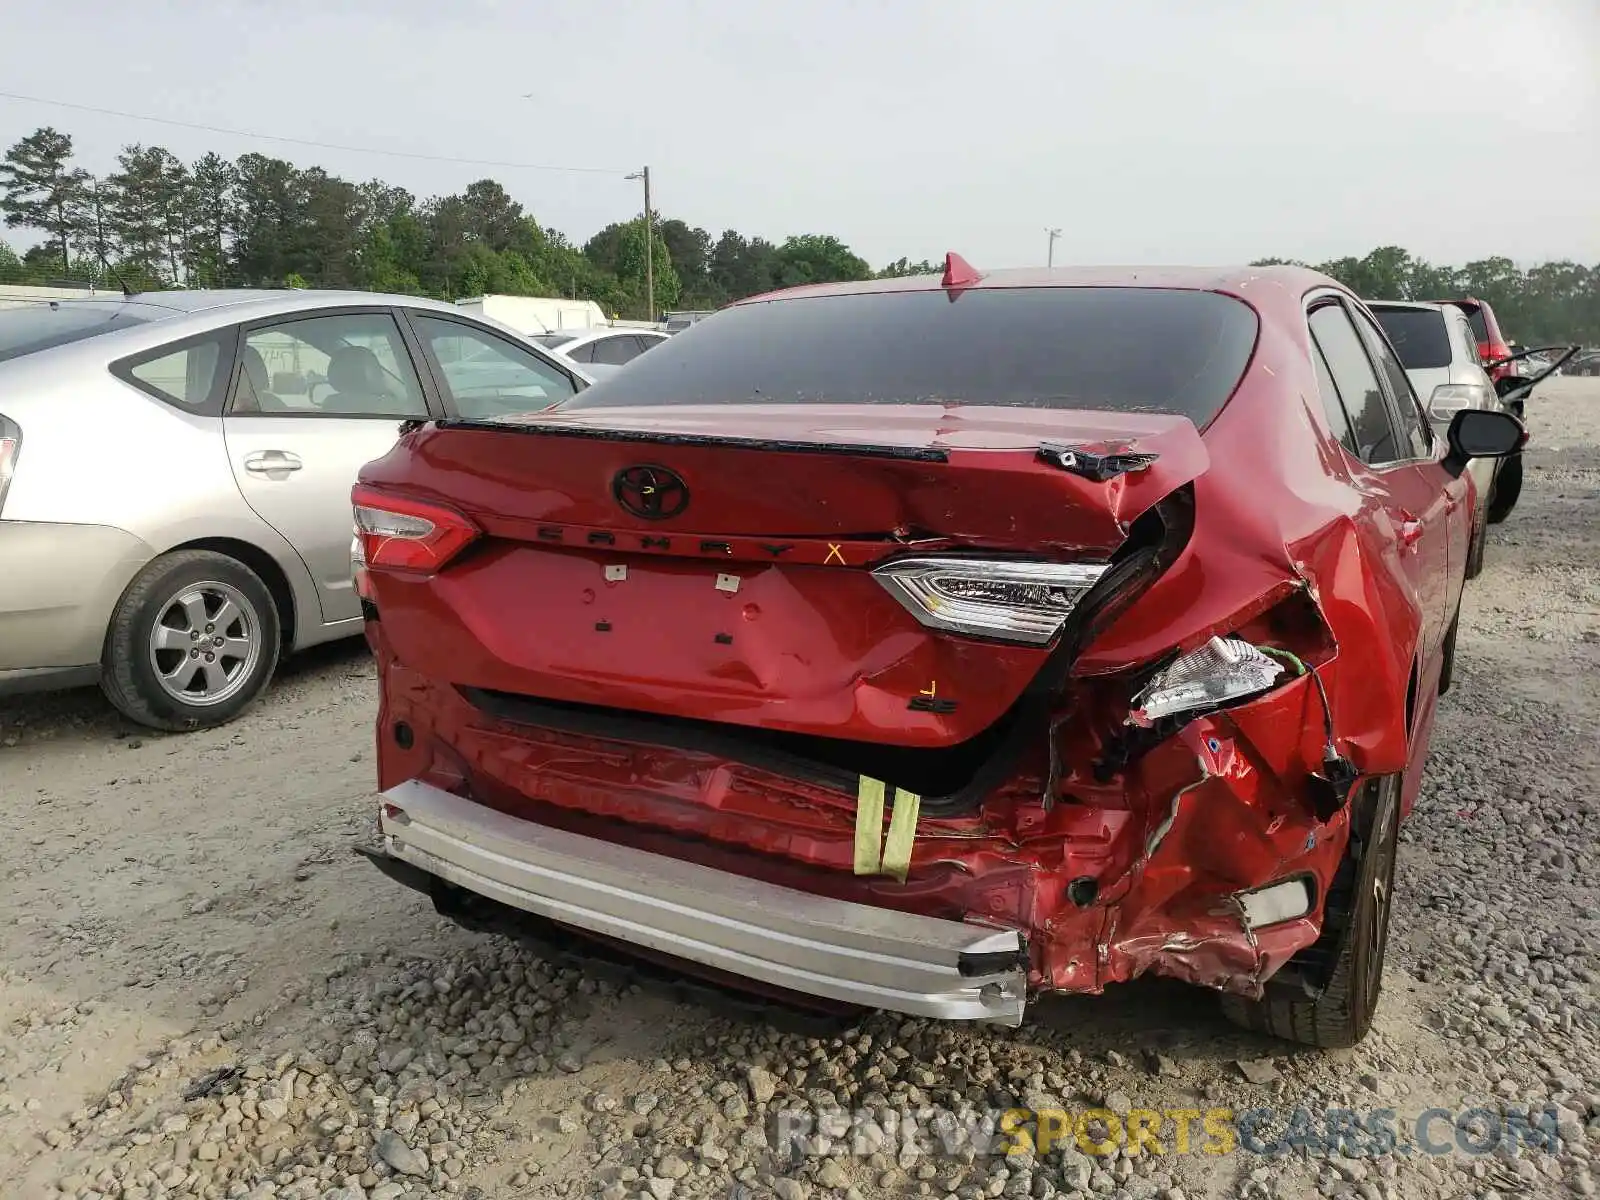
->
left=0, top=520, right=153, bottom=685
left=371, top=778, right=1029, bottom=1024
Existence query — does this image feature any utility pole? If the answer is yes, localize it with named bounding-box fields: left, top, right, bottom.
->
left=1046, top=227, right=1061, bottom=269
left=627, top=166, right=654, bottom=323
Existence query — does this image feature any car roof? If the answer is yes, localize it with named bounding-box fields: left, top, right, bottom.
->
left=547, top=327, right=666, bottom=345
left=733, top=263, right=1347, bottom=313
left=38, top=288, right=465, bottom=319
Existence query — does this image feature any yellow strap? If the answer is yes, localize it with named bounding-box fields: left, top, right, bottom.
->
left=880, top=788, right=922, bottom=883
left=853, top=776, right=886, bottom=875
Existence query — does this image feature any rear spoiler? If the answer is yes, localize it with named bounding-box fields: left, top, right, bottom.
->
left=431, top=418, right=949, bottom=463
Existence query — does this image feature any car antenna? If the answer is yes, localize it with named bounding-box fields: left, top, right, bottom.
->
left=97, top=247, right=137, bottom=297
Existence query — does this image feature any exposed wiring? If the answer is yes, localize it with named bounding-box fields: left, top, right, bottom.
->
left=1259, top=646, right=1307, bottom=676
left=1263, top=645, right=1336, bottom=746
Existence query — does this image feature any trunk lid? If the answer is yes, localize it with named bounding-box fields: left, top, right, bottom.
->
left=358, top=404, right=1206, bottom=754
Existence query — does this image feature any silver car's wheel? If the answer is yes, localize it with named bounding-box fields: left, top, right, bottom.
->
left=102, top=549, right=282, bottom=732
left=146, top=581, right=262, bottom=706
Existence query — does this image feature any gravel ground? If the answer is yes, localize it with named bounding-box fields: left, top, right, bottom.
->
left=3, top=378, right=1597, bottom=1200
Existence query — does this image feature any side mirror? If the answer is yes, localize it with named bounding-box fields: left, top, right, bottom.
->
left=1443, top=409, right=1526, bottom=478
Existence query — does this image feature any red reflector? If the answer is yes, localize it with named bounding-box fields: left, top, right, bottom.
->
left=351, top=484, right=480, bottom=575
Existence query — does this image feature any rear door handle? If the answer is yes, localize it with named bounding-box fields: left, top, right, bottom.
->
left=244, top=450, right=303, bottom=474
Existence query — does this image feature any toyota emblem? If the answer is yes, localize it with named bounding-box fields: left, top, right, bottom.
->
left=612, top=464, right=690, bottom=520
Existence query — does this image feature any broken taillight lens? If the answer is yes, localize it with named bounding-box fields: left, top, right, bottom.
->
left=351, top=484, right=480, bottom=575
left=1128, top=636, right=1284, bottom=725
left=873, top=557, right=1109, bottom=646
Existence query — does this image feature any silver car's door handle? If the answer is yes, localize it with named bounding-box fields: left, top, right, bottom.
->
left=244, top=450, right=303, bottom=474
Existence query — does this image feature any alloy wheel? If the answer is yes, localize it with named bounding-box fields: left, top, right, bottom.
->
left=146, top=581, right=261, bottom=707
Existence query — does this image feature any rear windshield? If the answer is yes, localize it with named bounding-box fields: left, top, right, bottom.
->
left=1371, top=306, right=1452, bottom=370
left=560, top=287, right=1260, bottom=425
left=533, top=333, right=577, bottom=349
left=0, top=302, right=166, bottom=363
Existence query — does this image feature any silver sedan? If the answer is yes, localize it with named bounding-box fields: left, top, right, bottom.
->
left=0, top=289, right=593, bottom=729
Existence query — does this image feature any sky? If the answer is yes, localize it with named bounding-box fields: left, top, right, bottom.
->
left=1, top=0, right=1597, bottom=271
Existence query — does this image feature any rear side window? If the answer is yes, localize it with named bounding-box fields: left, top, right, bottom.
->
left=1371, top=307, right=1452, bottom=370
left=1463, top=307, right=1490, bottom=342
left=1311, top=341, right=1357, bottom=455
left=562, top=287, right=1261, bottom=426
left=128, top=340, right=225, bottom=408
left=1309, top=302, right=1401, bottom=465
left=112, top=329, right=236, bottom=416
left=0, top=302, right=163, bottom=363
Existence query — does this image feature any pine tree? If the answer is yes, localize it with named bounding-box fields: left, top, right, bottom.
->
left=0, top=127, right=93, bottom=277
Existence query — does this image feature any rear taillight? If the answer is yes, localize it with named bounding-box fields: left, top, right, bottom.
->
left=351, top=484, right=480, bottom=575
left=873, top=557, right=1109, bottom=646
left=0, top=415, right=21, bottom=518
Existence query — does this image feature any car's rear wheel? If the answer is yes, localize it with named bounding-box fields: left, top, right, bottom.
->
left=102, top=549, right=281, bottom=731
left=1437, top=608, right=1460, bottom=695
left=1464, top=484, right=1489, bottom=580
left=1487, top=455, right=1522, bottom=525
left=1220, top=773, right=1399, bottom=1048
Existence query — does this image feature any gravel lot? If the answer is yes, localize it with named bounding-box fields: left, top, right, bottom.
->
left=4, top=378, right=1597, bottom=1200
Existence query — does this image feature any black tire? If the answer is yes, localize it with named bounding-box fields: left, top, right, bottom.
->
left=1220, top=774, right=1400, bottom=1049
left=1438, top=609, right=1459, bottom=695
left=1487, top=454, right=1522, bottom=525
left=101, top=549, right=282, bottom=732
left=1464, top=484, right=1488, bottom=580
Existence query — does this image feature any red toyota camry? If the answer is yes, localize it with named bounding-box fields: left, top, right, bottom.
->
left=354, top=259, right=1523, bottom=1047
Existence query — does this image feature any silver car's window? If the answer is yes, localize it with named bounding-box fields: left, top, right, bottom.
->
left=1371, top=307, right=1451, bottom=371
left=1351, top=307, right=1432, bottom=458
left=237, top=313, right=427, bottom=418
left=412, top=315, right=578, bottom=419
left=129, top=341, right=224, bottom=409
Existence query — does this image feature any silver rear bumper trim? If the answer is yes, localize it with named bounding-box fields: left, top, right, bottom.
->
left=377, top=779, right=1027, bottom=1025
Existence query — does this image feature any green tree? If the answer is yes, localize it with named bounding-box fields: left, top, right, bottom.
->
left=105, top=144, right=190, bottom=284
left=877, top=257, right=939, bottom=278
left=459, top=179, right=526, bottom=253
left=232, top=153, right=305, bottom=287
left=0, top=127, right=93, bottom=276
left=615, top=218, right=680, bottom=316
left=657, top=219, right=714, bottom=304
left=182, top=152, right=239, bottom=287
left=298, top=168, right=367, bottom=288
left=771, top=234, right=871, bottom=287
left=708, top=230, right=777, bottom=298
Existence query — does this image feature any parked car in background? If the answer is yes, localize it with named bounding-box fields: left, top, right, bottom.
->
left=659, top=310, right=718, bottom=333
left=1569, top=349, right=1600, bottom=377
left=533, top=328, right=669, bottom=379
left=1433, top=297, right=1516, bottom=384
left=356, top=260, right=1524, bottom=1048
left=0, top=290, right=593, bottom=728
left=1369, top=300, right=1504, bottom=570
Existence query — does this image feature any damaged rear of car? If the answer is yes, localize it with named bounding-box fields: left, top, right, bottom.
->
left=355, top=261, right=1523, bottom=1047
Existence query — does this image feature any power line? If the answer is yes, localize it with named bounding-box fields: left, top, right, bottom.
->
left=0, top=90, right=628, bottom=176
